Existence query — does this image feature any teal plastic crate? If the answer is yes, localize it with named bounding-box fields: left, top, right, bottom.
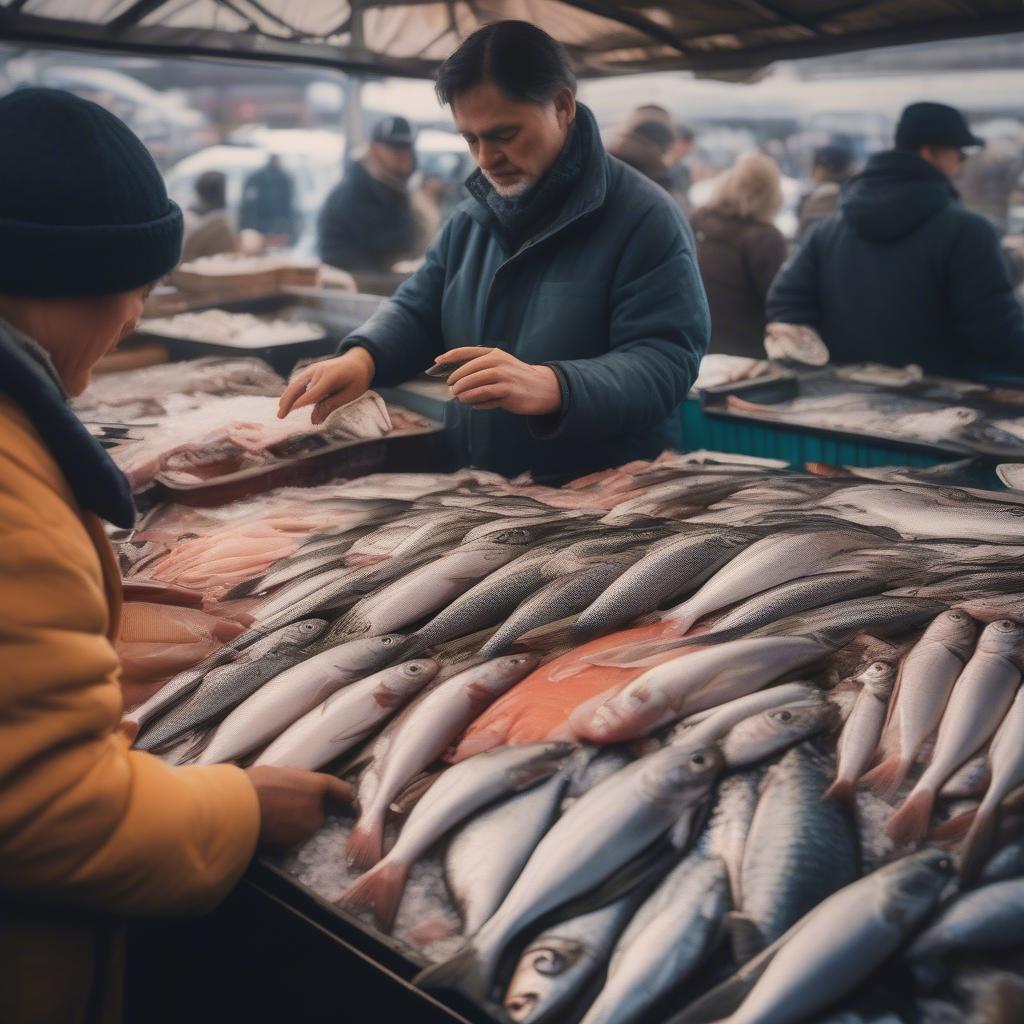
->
left=677, top=398, right=951, bottom=470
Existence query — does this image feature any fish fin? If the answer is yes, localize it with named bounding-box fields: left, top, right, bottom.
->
left=727, top=912, right=767, bottom=965
left=861, top=755, right=910, bottom=801
left=929, top=808, right=977, bottom=844
left=959, top=807, right=999, bottom=883
left=822, top=777, right=856, bottom=805
left=886, top=788, right=935, bottom=848
left=346, top=816, right=385, bottom=870
left=223, top=577, right=261, bottom=600
left=390, top=770, right=442, bottom=816
left=414, top=945, right=493, bottom=1003
left=175, top=726, right=217, bottom=765
left=338, top=859, right=409, bottom=932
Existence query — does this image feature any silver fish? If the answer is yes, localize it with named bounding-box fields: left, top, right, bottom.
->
left=865, top=609, right=977, bottom=799
left=196, top=634, right=407, bottom=765
left=503, top=897, right=638, bottom=1024
left=671, top=850, right=954, bottom=1024
left=416, top=743, right=723, bottom=1004
left=254, top=659, right=438, bottom=770
left=340, top=742, right=571, bottom=931
left=719, top=699, right=838, bottom=769
left=824, top=661, right=897, bottom=804
left=888, top=619, right=1024, bottom=848
left=445, top=769, right=569, bottom=936
left=908, top=878, right=1024, bottom=959
left=347, top=654, right=539, bottom=868
left=580, top=856, right=729, bottom=1024
left=136, top=619, right=328, bottom=751
left=703, top=771, right=761, bottom=909
left=733, top=745, right=860, bottom=962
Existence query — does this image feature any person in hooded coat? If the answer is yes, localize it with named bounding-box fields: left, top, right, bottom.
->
left=767, top=102, right=1024, bottom=378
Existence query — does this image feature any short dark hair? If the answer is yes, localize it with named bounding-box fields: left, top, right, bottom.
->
left=435, top=21, right=577, bottom=107
left=195, top=170, right=227, bottom=209
left=813, top=144, right=854, bottom=178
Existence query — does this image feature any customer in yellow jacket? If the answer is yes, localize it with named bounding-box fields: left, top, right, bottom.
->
left=0, top=89, right=350, bottom=1024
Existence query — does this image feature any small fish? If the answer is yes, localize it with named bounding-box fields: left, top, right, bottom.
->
left=339, top=743, right=571, bottom=931
left=348, top=654, right=539, bottom=868
left=824, top=661, right=897, bottom=803
left=908, top=878, right=1024, bottom=959
left=580, top=856, right=729, bottom=1024
left=719, top=699, right=838, bottom=770
left=416, top=743, right=723, bottom=1004
left=733, top=745, right=860, bottom=962
left=703, top=771, right=760, bottom=908
left=887, top=619, right=1024, bottom=848
left=254, top=659, right=438, bottom=770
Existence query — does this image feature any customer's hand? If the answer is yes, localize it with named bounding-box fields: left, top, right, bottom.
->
left=437, top=346, right=562, bottom=417
left=277, top=348, right=376, bottom=424
left=246, top=765, right=354, bottom=849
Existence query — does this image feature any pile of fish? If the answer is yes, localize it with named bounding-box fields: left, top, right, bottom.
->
left=139, top=310, right=326, bottom=347
left=125, top=453, right=1024, bottom=1023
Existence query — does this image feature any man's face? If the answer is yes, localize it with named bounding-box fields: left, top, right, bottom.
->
left=919, top=144, right=966, bottom=181
left=372, top=141, right=415, bottom=180
left=452, top=82, right=575, bottom=197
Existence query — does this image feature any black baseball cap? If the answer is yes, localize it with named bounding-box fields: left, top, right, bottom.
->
left=372, top=115, right=416, bottom=147
left=895, top=102, right=985, bottom=151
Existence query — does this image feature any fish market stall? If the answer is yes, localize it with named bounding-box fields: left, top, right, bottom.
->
left=117, top=452, right=1024, bottom=1024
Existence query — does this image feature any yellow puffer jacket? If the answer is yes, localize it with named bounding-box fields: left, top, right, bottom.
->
left=0, top=395, right=261, bottom=1023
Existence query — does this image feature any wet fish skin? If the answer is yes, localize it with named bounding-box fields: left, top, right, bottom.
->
left=136, top=619, right=329, bottom=751
left=938, top=753, right=990, bottom=800
left=907, top=878, right=1024, bottom=959
left=733, top=744, right=860, bottom=962
left=416, top=742, right=723, bottom=1004
left=580, top=856, right=729, bottom=1024
left=703, top=770, right=761, bottom=908
left=824, top=661, right=897, bottom=803
left=254, top=659, right=438, bottom=770
left=340, top=742, right=572, bottom=931
left=196, top=634, right=407, bottom=764
left=980, top=835, right=1024, bottom=884
left=503, top=897, right=638, bottom=1024
left=719, top=699, right=838, bottom=770
left=670, top=850, right=954, bottom=1024
left=888, top=619, right=1024, bottom=848
left=445, top=770, right=569, bottom=936
left=347, top=654, right=540, bottom=868
left=865, top=609, right=977, bottom=799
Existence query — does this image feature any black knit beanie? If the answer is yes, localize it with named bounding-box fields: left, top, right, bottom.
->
left=0, top=87, right=183, bottom=297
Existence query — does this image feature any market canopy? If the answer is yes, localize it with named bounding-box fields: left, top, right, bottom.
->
left=2, top=1, right=1023, bottom=78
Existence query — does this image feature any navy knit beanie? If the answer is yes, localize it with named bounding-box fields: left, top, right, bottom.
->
left=0, top=87, right=183, bottom=297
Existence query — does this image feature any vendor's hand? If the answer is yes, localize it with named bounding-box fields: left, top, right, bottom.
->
left=277, top=348, right=376, bottom=425
left=246, top=765, right=354, bottom=849
left=438, top=347, right=562, bottom=416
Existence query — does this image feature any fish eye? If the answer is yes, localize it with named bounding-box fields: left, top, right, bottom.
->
left=301, top=622, right=318, bottom=631
left=775, top=710, right=793, bottom=722
left=949, top=611, right=965, bottom=620
left=381, top=636, right=394, bottom=645
left=408, top=664, right=422, bottom=674
left=937, top=856, right=952, bottom=872
left=689, top=753, right=707, bottom=769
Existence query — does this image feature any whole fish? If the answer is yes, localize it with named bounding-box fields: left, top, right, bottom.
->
left=348, top=654, right=539, bottom=867
left=445, top=769, right=569, bottom=936
left=136, top=619, right=328, bottom=751
left=254, top=659, right=438, bottom=770
left=580, top=857, right=729, bottom=1024
left=703, top=771, right=761, bottom=908
left=670, top=682, right=819, bottom=747
left=719, top=699, right=838, bottom=769
left=733, top=745, right=860, bottom=963
left=340, top=742, right=571, bottom=931
left=503, top=897, right=638, bottom=1024
left=571, top=636, right=830, bottom=743
left=480, top=558, right=636, bottom=657
left=864, top=609, right=977, bottom=798
left=888, top=619, right=1024, bottom=848
left=669, top=850, right=954, bottom=1024
left=908, top=878, right=1024, bottom=959
left=539, top=527, right=671, bottom=576
left=416, top=743, right=723, bottom=1003
left=960, top=684, right=1024, bottom=881
left=196, top=634, right=407, bottom=765
left=661, top=527, right=884, bottom=633
left=602, top=475, right=759, bottom=522
left=571, top=529, right=754, bottom=636
left=824, top=661, right=897, bottom=803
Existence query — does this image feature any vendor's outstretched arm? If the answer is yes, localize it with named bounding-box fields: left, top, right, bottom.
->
left=536, top=205, right=710, bottom=440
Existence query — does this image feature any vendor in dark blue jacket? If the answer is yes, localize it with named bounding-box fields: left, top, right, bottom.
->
left=279, top=22, right=710, bottom=479
left=767, top=102, right=1024, bottom=379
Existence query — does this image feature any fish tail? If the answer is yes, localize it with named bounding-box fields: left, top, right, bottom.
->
left=338, top=859, right=409, bottom=932
left=346, top=815, right=384, bottom=870
left=726, top=912, right=766, bottom=964
left=959, top=807, right=998, bottom=883
left=822, top=777, right=856, bottom=805
left=860, top=755, right=909, bottom=800
left=414, top=944, right=493, bottom=1003
left=929, top=807, right=977, bottom=844
left=886, top=788, right=935, bottom=848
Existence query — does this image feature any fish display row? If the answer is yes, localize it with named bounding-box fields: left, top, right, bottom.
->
left=122, top=453, right=1024, bottom=1024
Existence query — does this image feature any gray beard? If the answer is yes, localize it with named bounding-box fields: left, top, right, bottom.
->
left=485, top=173, right=534, bottom=198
